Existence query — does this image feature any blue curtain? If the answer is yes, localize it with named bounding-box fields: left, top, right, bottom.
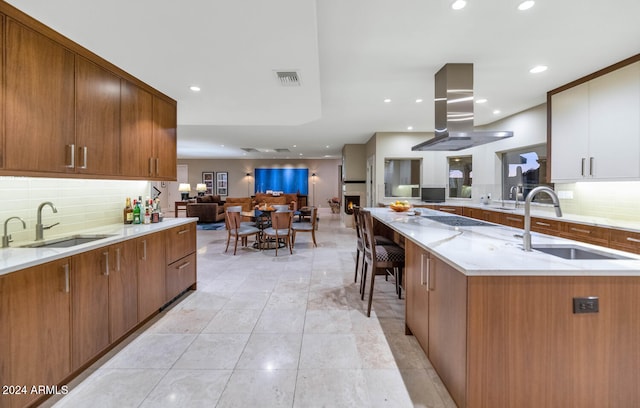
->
left=254, top=168, right=308, bottom=195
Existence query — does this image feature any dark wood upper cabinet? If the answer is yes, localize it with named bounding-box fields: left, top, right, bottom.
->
left=4, top=18, right=75, bottom=173
left=75, top=56, right=121, bottom=175
left=120, top=80, right=154, bottom=177
left=152, top=96, right=178, bottom=180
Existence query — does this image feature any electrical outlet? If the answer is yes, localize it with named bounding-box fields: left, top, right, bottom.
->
left=573, top=297, right=599, bottom=314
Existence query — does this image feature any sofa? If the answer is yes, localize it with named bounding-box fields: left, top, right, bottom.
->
left=254, top=193, right=298, bottom=211
left=223, top=197, right=254, bottom=212
left=186, top=194, right=225, bottom=223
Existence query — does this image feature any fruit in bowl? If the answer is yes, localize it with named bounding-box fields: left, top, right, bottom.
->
left=389, top=200, right=411, bottom=212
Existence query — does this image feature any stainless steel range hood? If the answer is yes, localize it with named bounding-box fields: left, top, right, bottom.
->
left=412, top=63, right=513, bottom=151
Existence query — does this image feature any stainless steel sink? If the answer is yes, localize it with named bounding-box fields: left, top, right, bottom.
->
left=20, top=234, right=114, bottom=248
left=532, top=244, right=632, bottom=260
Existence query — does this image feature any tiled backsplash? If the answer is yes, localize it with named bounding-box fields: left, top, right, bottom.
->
left=556, top=181, right=640, bottom=222
left=0, top=177, right=150, bottom=245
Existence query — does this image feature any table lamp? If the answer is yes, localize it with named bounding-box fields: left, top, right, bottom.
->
left=196, top=183, right=207, bottom=196
left=178, top=183, right=191, bottom=200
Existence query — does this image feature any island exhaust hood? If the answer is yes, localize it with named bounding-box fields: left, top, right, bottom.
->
left=412, top=63, right=513, bottom=151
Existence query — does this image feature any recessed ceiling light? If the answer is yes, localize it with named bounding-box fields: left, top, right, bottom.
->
left=529, top=65, right=548, bottom=74
left=292, top=144, right=297, bottom=148
left=383, top=98, right=392, bottom=103
left=325, top=145, right=330, bottom=148
left=299, top=153, right=303, bottom=156
left=493, top=110, right=501, bottom=115
left=475, top=98, right=488, bottom=104
left=451, top=0, right=467, bottom=10
left=189, top=86, right=201, bottom=92
left=415, top=98, right=423, bottom=103
left=517, top=1, right=535, bottom=11
left=407, top=126, right=414, bottom=131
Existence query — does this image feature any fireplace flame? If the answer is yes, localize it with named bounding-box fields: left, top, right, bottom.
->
left=348, top=201, right=353, bottom=210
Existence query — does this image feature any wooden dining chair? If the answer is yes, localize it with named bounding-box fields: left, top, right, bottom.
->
left=360, top=209, right=405, bottom=317
left=353, top=206, right=395, bottom=294
left=262, top=210, right=293, bottom=256
left=225, top=210, right=260, bottom=255
left=291, top=206, right=317, bottom=248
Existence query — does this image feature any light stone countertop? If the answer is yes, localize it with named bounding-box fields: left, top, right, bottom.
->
left=369, top=207, right=640, bottom=276
left=0, top=218, right=197, bottom=276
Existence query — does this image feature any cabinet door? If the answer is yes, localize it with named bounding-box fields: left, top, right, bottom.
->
left=137, top=233, right=166, bottom=320
left=166, top=223, right=196, bottom=264
left=588, top=62, right=640, bottom=180
left=108, top=241, right=138, bottom=342
left=405, top=241, right=429, bottom=352
left=121, top=80, right=154, bottom=177
left=428, top=256, right=468, bottom=408
left=152, top=96, right=177, bottom=180
left=4, top=18, right=75, bottom=173
left=75, top=56, right=121, bottom=175
left=0, top=14, right=4, bottom=169
left=1, top=259, right=71, bottom=408
left=72, top=248, right=110, bottom=370
left=550, top=82, right=589, bottom=182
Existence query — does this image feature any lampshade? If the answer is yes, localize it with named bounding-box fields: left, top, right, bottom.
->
left=178, top=183, right=191, bottom=192
left=196, top=183, right=207, bottom=192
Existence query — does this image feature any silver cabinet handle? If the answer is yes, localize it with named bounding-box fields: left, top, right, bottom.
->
left=142, top=240, right=147, bottom=261
left=63, top=263, right=70, bottom=293
left=589, top=157, right=594, bottom=176
left=149, top=158, right=154, bottom=176
left=440, top=207, right=456, bottom=212
left=178, top=261, right=191, bottom=270
left=67, top=144, right=75, bottom=168
left=103, top=252, right=109, bottom=276
left=420, top=253, right=426, bottom=286
left=581, top=158, right=585, bottom=176
left=535, top=221, right=551, bottom=227
left=115, top=248, right=121, bottom=272
left=79, top=146, right=88, bottom=169
left=506, top=216, right=521, bottom=222
left=178, top=229, right=190, bottom=235
left=570, top=227, right=591, bottom=234
left=626, top=237, right=640, bottom=243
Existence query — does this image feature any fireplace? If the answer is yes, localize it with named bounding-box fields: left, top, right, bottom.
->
left=344, top=195, right=360, bottom=215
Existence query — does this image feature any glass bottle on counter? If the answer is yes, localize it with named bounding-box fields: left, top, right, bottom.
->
left=132, top=199, right=141, bottom=224
left=124, top=197, right=133, bottom=224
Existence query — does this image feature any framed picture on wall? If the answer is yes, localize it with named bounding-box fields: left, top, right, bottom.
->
left=215, top=172, right=228, bottom=197
left=202, top=172, right=214, bottom=195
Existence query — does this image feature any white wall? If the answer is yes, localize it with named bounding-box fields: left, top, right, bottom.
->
left=0, top=177, right=151, bottom=245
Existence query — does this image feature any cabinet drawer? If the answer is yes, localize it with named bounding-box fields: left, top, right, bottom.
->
left=609, top=229, right=640, bottom=254
left=166, top=223, right=196, bottom=264
left=166, top=253, right=196, bottom=301
left=530, top=217, right=562, bottom=235
left=501, top=213, right=524, bottom=228
left=436, top=206, right=462, bottom=215
left=560, top=222, right=610, bottom=246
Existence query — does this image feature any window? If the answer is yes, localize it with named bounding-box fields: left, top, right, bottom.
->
left=501, top=144, right=553, bottom=203
left=384, top=159, right=420, bottom=197
left=448, top=156, right=472, bottom=198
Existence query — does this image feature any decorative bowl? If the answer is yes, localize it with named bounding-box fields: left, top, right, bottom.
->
left=389, top=204, right=411, bottom=212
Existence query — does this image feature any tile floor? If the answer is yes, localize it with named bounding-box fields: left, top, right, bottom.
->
left=45, top=211, right=456, bottom=407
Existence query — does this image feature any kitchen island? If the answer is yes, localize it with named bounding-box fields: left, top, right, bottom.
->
left=369, top=207, right=640, bottom=408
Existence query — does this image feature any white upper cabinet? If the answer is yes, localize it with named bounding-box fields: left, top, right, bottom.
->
left=551, top=61, right=640, bottom=182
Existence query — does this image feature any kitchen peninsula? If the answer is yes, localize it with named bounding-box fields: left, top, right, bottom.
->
left=369, top=207, right=640, bottom=408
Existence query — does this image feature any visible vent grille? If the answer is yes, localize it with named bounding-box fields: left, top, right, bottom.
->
left=241, top=148, right=259, bottom=153
left=275, top=70, right=301, bottom=86
left=274, top=148, right=291, bottom=153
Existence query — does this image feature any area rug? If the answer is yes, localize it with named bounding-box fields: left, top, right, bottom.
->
left=196, top=222, right=226, bottom=231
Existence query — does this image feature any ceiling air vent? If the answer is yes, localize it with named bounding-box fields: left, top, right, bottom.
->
left=274, top=70, right=301, bottom=87
left=274, top=148, right=291, bottom=153
left=241, top=148, right=259, bottom=153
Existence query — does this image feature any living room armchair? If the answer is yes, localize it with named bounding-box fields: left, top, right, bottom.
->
left=186, top=194, right=225, bottom=223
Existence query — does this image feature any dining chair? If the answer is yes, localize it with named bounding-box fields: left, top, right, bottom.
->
left=359, top=209, right=405, bottom=317
left=225, top=210, right=260, bottom=255
left=291, top=206, right=317, bottom=248
left=273, top=204, right=290, bottom=212
left=353, top=206, right=395, bottom=291
left=262, top=210, right=293, bottom=256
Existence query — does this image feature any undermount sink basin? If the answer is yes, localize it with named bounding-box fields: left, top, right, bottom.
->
left=532, top=244, right=632, bottom=260
left=20, top=234, right=114, bottom=248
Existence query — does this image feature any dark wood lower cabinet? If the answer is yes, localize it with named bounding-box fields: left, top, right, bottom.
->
left=108, top=241, right=138, bottom=342
left=0, top=259, right=72, bottom=408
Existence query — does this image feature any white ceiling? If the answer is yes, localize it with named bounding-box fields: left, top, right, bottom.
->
left=7, top=0, right=640, bottom=159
